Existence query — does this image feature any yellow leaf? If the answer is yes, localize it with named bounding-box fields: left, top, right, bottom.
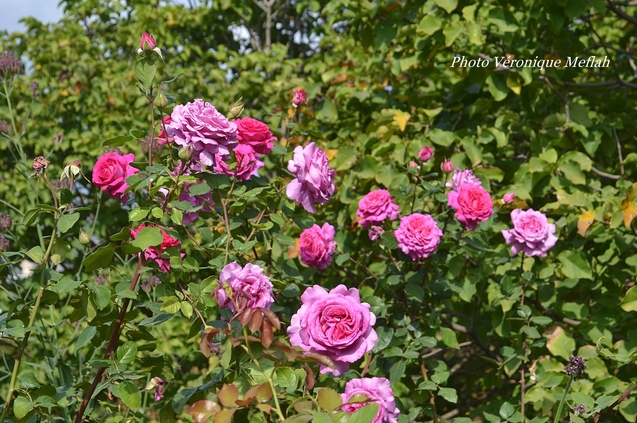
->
left=393, top=110, right=410, bottom=132
left=577, top=210, right=595, bottom=237
left=623, top=203, right=637, bottom=228
left=287, top=238, right=300, bottom=259
left=506, top=74, right=521, bottom=95
left=326, top=149, right=338, bottom=161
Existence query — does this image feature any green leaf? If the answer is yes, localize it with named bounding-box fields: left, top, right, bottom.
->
left=428, top=128, right=456, bottom=147
left=389, top=360, right=406, bottom=385
left=129, top=208, right=149, bottom=222
left=117, top=342, right=138, bottom=365
left=558, top=251, right=593, bottom=280
left=188, top=183, right=211, bottom=196
left=441, top=327, right=460, bottom=349
left=434, top=0, right=457, bottom=13
left=317, top=388, right=343, bottom=412
left=348, top=404, right=379, bottom=423
left=103, top=135, right=135, bottom=147
left=26, top=246, right=44, bottom=263
left=620, top=286, right=637, bottom=312
left=418, top=15, right=441, bottom=35
left=131, top=227, right=163, bottom=250
left=83, top=245, right=115, bottom=271
left=487, top=74, right=508, bottom=101
left=75, top=325, right=97, bottom=351
left=172, top=369, right=224, bottom=413
left=438, top=387, right=458, bottom=403
left=161, top=296, right=182, bottom=314
left=443, top=21, right=463, bottom=46
left=119, top=380, right=141, bottom=411
left=58, top=213, right=80, bottom=234
left=13, top=396, right=33, bottom=419
left=91, top=284, right=111, bottom=309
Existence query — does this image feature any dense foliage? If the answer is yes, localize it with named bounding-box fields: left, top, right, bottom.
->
left=1, top=0, right=637, bottom=422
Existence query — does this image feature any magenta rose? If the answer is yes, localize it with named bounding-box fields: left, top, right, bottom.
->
left=179, top=182, right=214, bottom=225
left=502, top=209, right=558, bottom=257
left=286, top=142, right=335, bottom=214
left=234, top=117, right=276, bottom=155
left=442, top=160, right=454, bottom=173
left=299, top=223, right=337, bottom=270
left=503, top=192, right=515, bottom=204
left=214, top=150, right=264, bottom=181
left=213, top=262, right=274, bottom=313
left=341, top=377, right=400, bottom=423
left=418, top=146, right=434, bottom=162
left=292, top=89, right=307, bottom=107
left=393, top=213, right=442, bottom=260
left=92, top=152, right=139, bottom=202
left=356, top=189, right=400, bottom=228
left=446, top=168, right=482, bottom=191
left=287, top=285, right=377, bottom=376
left=130, top=224, right=181, bottom=272
left=447, top=184, right=493, bottom=230
left=167, top=99, right=238, bottom=166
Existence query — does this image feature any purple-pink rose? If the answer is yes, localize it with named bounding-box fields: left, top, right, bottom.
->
left=341, top=377, right=400, bottom=423
left=234, top=117, right=276, bottom=155
left=167, top=99, right=238, bottom=166
left=502, top=209, right=558, bottom=257
left=92, top=152, right=139, bottom=203
left=394, top=213, right=443, bottom=260
left=418, top=146, right=434, bottom=162
left=213, top=262, right=274, bottom=313
left=214, top=150, right=264, bottom=181
left=286, top=142, right=335, bottom=213
left=179, top=182, right=214, bottom=225
left=446, top=168, right=482, bottom=191
left=299, top=223, right=337, bottom=270
left=368, top=226, right=384, bottom=241
left=287, top=285, right=377, bottom=376
left=447, top=184, right=493, bottom=230
left=356, top=189, right=400, bottom=228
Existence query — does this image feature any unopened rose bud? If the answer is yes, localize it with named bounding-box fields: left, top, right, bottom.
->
left=154, top=91, right=169, bottom=109
left=227, top=100, right=245, bottom=119
left=0, top=214, right=12, bottom=232
left=94, top=275, right=107, bottom=286
left=503, top=193, right=515, bottom=204
left=79, top=229, right=91, bottom=245
left=178, top=146, right=192, bottom=161
left=292, top=89, right=307, bottom=108
left=418, top=146, right=434, bottom=162
left=442, top=160, right=454, bottom=173
left=137, top=32, right=163, bottom=59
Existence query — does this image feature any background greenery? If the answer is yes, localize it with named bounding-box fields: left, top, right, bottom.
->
left=1, top=0, right=637, bottom=422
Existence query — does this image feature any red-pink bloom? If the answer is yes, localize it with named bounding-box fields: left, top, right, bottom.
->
left=92, top=152, right=139, bottom=203
left=447, top=184, right=493, bottom=230
left=503, top=193, right=515, bottom=204
left=234, top=117, right=276, bottom=155
left=214, top=150, right=264, bottom=180
left=157, top=116, right=173, bottom=145
left=293, top=89, right=307, bottom=107
left=299, top=223, right=337, bottom=270
left=139, top=32, right=156, bottom=50
left=287, top=285, right=377, bottom=376
left=341, top=378, right=400, bottom=423
left=442, top=160, right=454, bottom=173
left=286, top=142, right=335, bottom=213
left=213, top=262, right=274, bottom=313
left=130, top=224, right=182, bottom=272
left=418, top=146, right=434, bottom=162
left=356, top=189, right=400, bottom=228
left=394, top=213, right=442, bottom=260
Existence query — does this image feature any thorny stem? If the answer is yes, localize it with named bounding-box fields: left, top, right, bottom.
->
left=219, top=181, right=236, bottom=268
left=420, top=354, right=438, bottom=423
left=74, top=255, right=144, bottom=423
left=554, top=375, right=574, bottom=423
left=148, top=89, right=155, bottom=166
left=0, top=225, right=57, bottom=423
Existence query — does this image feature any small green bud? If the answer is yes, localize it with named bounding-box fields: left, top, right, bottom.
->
left=154, top=91, right=169, bottom=109
left=178, top=146, right=192, bottom=161
left=79, top=229, right=91, bottom=245
left=227, top=99, right=245, bottom=119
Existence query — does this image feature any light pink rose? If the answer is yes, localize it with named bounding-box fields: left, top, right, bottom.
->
left=356, top=189, right=400, bottom=228
left=92, top=152, right=139, bottom=202
left=502, top=209, right=558, bottom=257
left=213, top=262, right=274, bottom=313
left=418, top=146, right=434, bottom=162
left=299, top=223, right=337, bottom=270
left=234, top=117, right=276, bottom=155
left=130, top=224, right=181, bottom=272
left=287, top=285, right=377, bottom=376
left=447, top=184, right=493, bottom=230
left=503, top=193, right=515, bottom=204
left=446, top=168, right=482, bottom=191
left=341, top=377, right=400, bottom=423
left=286, top=142, right=335, bottom=213
left=393, top=213, right=443, bottom=260
left=442, top=161, right=454, bottom=173
left=167, top=99, right=238, bottom=166
left=213, top=150, right=264, bottom=180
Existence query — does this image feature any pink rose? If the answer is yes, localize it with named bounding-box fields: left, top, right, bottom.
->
left=447, top=184, right=493, bottom=230
left=130, top=224, right=182, bottom=272
left=446, top=168, right=482, bottom=191
left=299, top=223, right=337, bottom=270
left=442, top=161, right=454, bottom=173
left=213, top=262, right=274, bottom=313
left=167, top=99, right=238, bottom=166
left=214, top=150, right=264, bottom=181
left=234, top=117, right=276, bottom=155
left=341, top=378, right=400, bottom=423
left=368, top=226, right=384, bottom=241
left=92, top=152, right=139, bottom=203
left=287, top=285, right=377, bottom=376
left=139, top=32, right=156, bottom=50
left=393, top=213, right=442, bottom=260
left=286, top=142, right=335, bottom=213
left=503, top=193, right=515, bottom=204
left=356, top=189, right=400, bottom=228
left=418, top=146, right=434, bottom=162
left=293, top=89, right=307, bottom=107
left=502, top=209, right=558, bottom=257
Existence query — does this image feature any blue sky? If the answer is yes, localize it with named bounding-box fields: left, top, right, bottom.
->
left=2, top=0, right=63, bottom=33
